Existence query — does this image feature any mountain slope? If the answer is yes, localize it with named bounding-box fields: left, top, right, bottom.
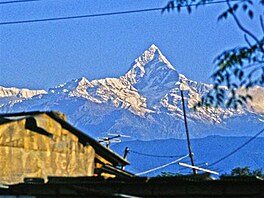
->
left=0, top=44, right=263, bottom=139
left=0, top=86, right=46, bottom=110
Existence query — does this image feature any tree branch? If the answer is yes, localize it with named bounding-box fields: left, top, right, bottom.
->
left=244, top=34, right=252, bottom=47
left=226, top=0, right=264, bottom=52
left=260, top=15, right=264, bottom=34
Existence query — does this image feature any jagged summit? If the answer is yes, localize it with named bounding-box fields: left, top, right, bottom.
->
left=123, top=45, right=180, bottom=103
left=148, top=44, right=175, bottom=70
left=49, top=77, right=92, bottom=95
left=78, top=77, right=90, bottom=85
left=125, top=44, right=179, bottom=88
left=149, top=43, right=158, bottom=50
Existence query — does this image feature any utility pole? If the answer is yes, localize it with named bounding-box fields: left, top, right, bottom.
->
left=180, top=90, right=197, bottom=175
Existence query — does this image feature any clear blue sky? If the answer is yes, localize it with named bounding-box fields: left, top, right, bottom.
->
left=0, top=0, right=260, bottom=90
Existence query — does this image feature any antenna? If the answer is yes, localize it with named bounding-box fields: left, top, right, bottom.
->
left=179, top=162, right=219, bottom=175
left=98, top=133, right=130, bottom=148
left=107, top=133, right=131, bottom=138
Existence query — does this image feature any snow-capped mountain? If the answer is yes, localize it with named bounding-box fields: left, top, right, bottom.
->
left=0, top=86, right=46, bottom=98
left=0, top=86, right=46, bottom=109
left=1, top=44, right=263, bottom=139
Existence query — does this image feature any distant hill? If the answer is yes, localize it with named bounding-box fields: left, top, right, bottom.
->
left=111, top=136, right=264, bottom=176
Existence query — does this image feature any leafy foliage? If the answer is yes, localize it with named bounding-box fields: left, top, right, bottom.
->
left=224, top=166, right=264, bottom=178
left=163, top=0, right=264, bottom=109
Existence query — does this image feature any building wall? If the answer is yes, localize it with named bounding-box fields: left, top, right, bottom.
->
left=0, top=114, right=95, bottom=184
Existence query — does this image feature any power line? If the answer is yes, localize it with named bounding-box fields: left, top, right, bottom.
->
left=209, top=127, right=264, bottom=167
left=0, top=0, right=41, bottom=5
left=0, top=7, right=161, bottom=25
left=0, top=0, right=241, bottom=26
left=135, top=154, right=189, bottom=176
left=130, top=150, right=184, bottom=158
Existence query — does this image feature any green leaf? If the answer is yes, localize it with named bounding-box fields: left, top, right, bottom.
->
left=248, top=10, right=254, bottom=19
left=238, top=70, right=244, bottom=80
left=246, top=82, right=252, bottom=89
left=228, top=8, right=233, bottom=14
left=242, top=4, right=248, bottom=11
left=237, top=99, right=243, bottom=106
left=234, top=68, right=239, bottom=76
left=218, top=11, right=228, bottom=21
left=231, top=83, right=238, bottom=88
left=216, top=93, right=224, bottom=101
left=240, top=95, right=247, bottom=103
left=187, top=5, right=192, bottom=14
left=247, top=0, right=253, bottom=5
left=227, top=82, right=231, bottom=89
left=226, top=98, right=233, bottom=107
left=246, top=94, right=253, bottom=101
left=219, top=88, right=225, bottom=94
left=207, top=95, right=214, bottom=101
left=234, top=102, right=238, bottom=110
left=233, top=4, right=238, bottom=11
left=231, top=89, right=236, bottom=96
left=177, top=4, right=181, bottom=12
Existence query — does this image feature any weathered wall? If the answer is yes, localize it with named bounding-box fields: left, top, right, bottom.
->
left=0, top=114, right=95, bottom=184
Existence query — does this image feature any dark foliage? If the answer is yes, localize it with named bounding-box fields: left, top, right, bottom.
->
left=163, top=0, right=264, bottom=109
left=225, top=166, right=264, bottom=178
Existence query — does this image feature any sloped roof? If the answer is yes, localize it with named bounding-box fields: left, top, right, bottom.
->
left=0, top=111, right=129, bottom=167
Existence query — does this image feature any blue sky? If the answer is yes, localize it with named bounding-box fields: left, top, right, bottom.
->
left=0, top=0, right=260, bottom=90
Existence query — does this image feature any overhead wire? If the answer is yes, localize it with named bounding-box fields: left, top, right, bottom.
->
left=0, top=0, right=241, bottom=26
left=129, top=149, right=184, bottom=158
left=0, top=0, right=41, bottom=5
left=135, top=154, right=190, bottom=176
left=177, top=127, right=264, bottom=173
left=128, top=129, right=264, bottom=175
left=208, top=127, right=264, bottom=167
left=0, top=7, right=161, bottom=25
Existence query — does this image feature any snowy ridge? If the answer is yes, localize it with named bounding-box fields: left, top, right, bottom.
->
left=89, top=78, right=150, bottom=116
left=0, top=86, right=47, bottom=109
left=0, top=86, right=46, bottom=98
left=0, top=44, right=263, bottom=139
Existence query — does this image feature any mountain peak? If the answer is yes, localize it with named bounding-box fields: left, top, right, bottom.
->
left=49, top=76, right=92, bottom=95
left=149, top=44, right=159, bottom=50
left=124, top=45, right=178, bottom=86
left=122, top=45, right=180, bottom=106
left=77, top=77, right=91, bottom=87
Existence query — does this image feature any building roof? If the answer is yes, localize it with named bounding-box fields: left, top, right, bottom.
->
left=0, top=175, right=263, bottom=197
left=0, top=111, right=129, bottom=167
